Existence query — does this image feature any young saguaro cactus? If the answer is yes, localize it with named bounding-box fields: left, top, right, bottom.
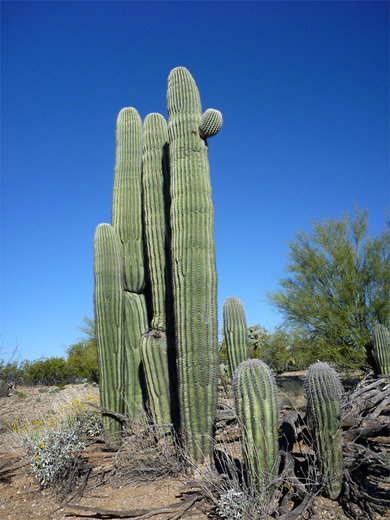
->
left=223, top=297, right=248, bottom=377
left=167, top=66, right=221, bottom=464
left=373, top=324, right=390, bottom=375
left=232, top=359, right=279, bottom=501
left=93, top=223, right=124, bottom=446
left=305, top=361, right=343, bottom=499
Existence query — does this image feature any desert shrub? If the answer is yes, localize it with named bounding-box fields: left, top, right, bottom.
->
left=15, top=392, right=102, bottom=489
left=17, top=357, right=77, bottom=386
left=20, top=425, right=85, bottom=488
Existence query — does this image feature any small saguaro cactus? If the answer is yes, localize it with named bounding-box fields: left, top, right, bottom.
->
left=223, top=297, right=249, bottom=377
left=305, top=361, right=343, bottom=499
left=373, top=324, right=390, bottom=375
left=93, top=223, right=125, bottom=446
left=232, top=359, right=279, bottom=501
left=167, top=66, right=220, bottom=465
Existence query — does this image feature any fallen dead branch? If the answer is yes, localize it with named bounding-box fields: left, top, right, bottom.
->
left=64, top=495, right=204, bottom=519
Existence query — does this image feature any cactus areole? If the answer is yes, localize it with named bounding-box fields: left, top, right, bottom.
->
left=167, top=67, right=220, bottom=465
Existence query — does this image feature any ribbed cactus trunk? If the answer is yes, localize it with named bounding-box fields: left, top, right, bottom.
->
left=140, top=113, right=174, bottom=430
left=167, top=67, right=218, bottom=464
left=223, top=297, right=248, bottom=377
left=142, top=113, right=170, bottom=332
left=94, top=223, right=124, bottom=447
left=140, top=331, right=172, bottom=435
left=232, top=359, right=279, bottom=501
left=373, top=324, right=390, bottom=375
left=305, top=361, right=343, bottom=499
left=111, top=107, right=147, bottom=417
left=112, top=108, right=145, bottom=293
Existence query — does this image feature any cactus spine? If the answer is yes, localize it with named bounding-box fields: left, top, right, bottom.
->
left=223, top=297, right=248, bottom=377
left=93, top=223, right=124, bottom=446
left=167, top=67, right=219, bottom=464
left=232, top=359, right=279, bottom=500
left=305, top=361, right=343, bottom=499
left=373, top=324, right=390, bottom=375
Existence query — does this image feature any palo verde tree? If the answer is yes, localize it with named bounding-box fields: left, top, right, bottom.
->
left=268, top=207, right=390, bottom=369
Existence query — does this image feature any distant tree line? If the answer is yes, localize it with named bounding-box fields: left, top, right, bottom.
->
left=0, top=317, right=98, bottom=386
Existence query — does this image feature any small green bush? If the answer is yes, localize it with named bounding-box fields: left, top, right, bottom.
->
left=20, top=426, right=85, bottom=488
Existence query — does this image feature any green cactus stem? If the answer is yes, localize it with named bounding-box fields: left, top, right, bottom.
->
left=199, top=109, right=223, bottom=139
left=112, top=107, right=145, bottom=293
left=140, top=330, right=172, bottom=435
left=122, top=291, right=148, bottom=417
left=305, top=361, right=343, bottom=499
left=142, top=113, right=170, bottom=332
left=373, top=324, right=390, bottom=375
left=167, top=66, right=219, bottom=465
left=232, top=359, right=279, bottom=501
left=93, top=223, right=124, bottom=447
left=223, top=297, right=248, bottom=377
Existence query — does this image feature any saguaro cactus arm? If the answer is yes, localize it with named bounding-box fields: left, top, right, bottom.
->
left=112, top=107, right=144, bottom=293
left=199, top=109, right=223, bottom=139
left=223, top=296, right=249, bottom=377
left=142, top=113, right=170, bottom=332
left=93, top=223, right=124, bottom=446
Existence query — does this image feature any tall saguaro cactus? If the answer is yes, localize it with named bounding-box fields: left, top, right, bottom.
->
left=95, top=107, right=148, bottom=425
left=140, top=113, right=174, bottom=429
left=223, top=297, right=249, bottom=377
left=167, top=67, right=220, bottom=464
left=94, top=223, right=124, bottom=446
left=305, top=361, right=343, bottom=499
left=142, top=113, right=170, bottom=332
left=232, top=359, right=279, bottom=501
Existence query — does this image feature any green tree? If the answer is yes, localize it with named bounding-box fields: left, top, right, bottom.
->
left=268, top=207, right=390, bottom=369
left=248, top=325, right=307, bottom=373
left=66, top=317, right=98, bottom=383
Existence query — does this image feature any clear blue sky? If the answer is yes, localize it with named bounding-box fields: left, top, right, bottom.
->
left=1, top=1, right=389, bottom=362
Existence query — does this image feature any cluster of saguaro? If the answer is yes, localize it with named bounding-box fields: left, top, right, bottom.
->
left=304, top=361, right=343, bottom=499
left=93, top=67, right=348, bottom=506
left=373, top=324, right=390, bottom=375
left=93, top=67, right=222, bottom=461
left=223, top=296, right=249, bottom=377
left=232, top=359, right=279, bottom=500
